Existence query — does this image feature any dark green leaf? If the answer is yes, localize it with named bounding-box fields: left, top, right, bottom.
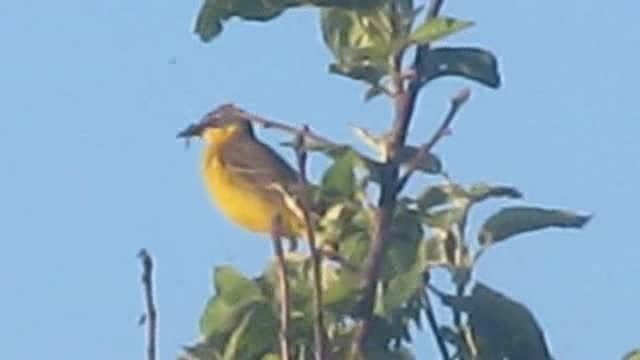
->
left=421, top=47, right=501, bottom=88
left=468, top=183, right=522, bottom=203
left=364, top=85, right=386, bottom=102
left=479, top=206, right=592, bottom=246
left=395, top=145, right=443, bottom=174
left=441, top=283, right=552, bottom=360
left=180, top=341, right=223, bottom=360
left=407, top=17, right=473, bottom=46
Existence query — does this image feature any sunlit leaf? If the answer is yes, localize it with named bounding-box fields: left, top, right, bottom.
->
left=420, top=47, right=501, bottom=88
left=195, top=0, right=386, bottom=42
left=416, top=183, right=467, bottom=211
left=200, top=267, right=265, bottom=338
left=322, top=1, right=418, bottom=86
left=479, top=206, right=592, bottom=246
left=324, top=269, right=361, bottom=313
left=407, top=17, right=473, bottom=46
left=261, top=354, right=280, bottom=360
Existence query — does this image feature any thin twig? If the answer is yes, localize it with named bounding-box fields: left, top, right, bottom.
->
left=294, top=127, right=327, bottom=360
left=422, top=286, right=451, bottom=360
left=213, top=103, right=337, bottom=147
left=271, top=215, right=292, bottom=360
left=350, top=0, right=449, bottom=355
left=138, top=249, right=157, bottom=360
left=395, top=88, right=470, bottom=194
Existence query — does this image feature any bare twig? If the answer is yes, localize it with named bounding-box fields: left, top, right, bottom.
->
left=294, top=127, right=327, bottom=360
left=138, top=249, right=157, bottom=360
left=422, top=287, right=451, bottom=360
left=395, top=88, right=470, bottom=194
left=271, top=215, right=292, bottom=360
left=350, top=0, right=450, bottom=355
left=213, top=103, right=337, bottom=148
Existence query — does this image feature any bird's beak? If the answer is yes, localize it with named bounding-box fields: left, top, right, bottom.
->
left=176, top=123, right=205, bottom=139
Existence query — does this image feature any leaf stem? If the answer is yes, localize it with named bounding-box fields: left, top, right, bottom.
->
left=294, top=128, right=328, bottom=360
left=395, top=87, right=470, bottom=194
left=271, top=215, right=292, bottom=360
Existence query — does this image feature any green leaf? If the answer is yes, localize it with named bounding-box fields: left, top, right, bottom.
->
left=222, top=303, right=277, bottom=360
left=624, top=349, right=640, bottom=360
left=415, top=183, right=467, bottom=211
left=407, top=17, right=474, bottom=46
left=180, top=340, right=223, bottom=360
left=440, top=283, right=552, bottom=360
left=200, top=267, right=265, bottom=338
left=321, top=152, right=357, bottom=199
left=261, top=355, right=280, bottom=360
left=322, top=1, right=417, bottom=86
left=395, top=145, right=443, bottom=174
left=383, top=245, right=427, bottom=312
left=420, top=47, right=501, bottom=88
left=214, top=266, right=264, bottom=304
left=195, top=0, right=385, bottom=42
left=467, top=183, right=522, bottom=203
left=324, top=269, right=361, bottom=313
left=479, top=206, right=592, bottom=246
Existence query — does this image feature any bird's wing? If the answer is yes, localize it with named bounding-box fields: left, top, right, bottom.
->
left=218, top=135, right=300, bottom=194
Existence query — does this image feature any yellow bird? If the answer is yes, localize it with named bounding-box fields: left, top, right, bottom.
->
left=177, top=105, right=306, bottom=250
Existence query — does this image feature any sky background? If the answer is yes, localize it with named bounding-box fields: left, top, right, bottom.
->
left=1, top=0, right=638, bottom=359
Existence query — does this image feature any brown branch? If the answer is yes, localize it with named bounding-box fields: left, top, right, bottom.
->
left=138, top=249, right=157, bottom=360
left=271, top=215, right=292, bottom=360
left=350, top=0, right=450, bottom=356
left=294, top=127, right=327, bottom=360
left=395, top=88, right=470, bottom=194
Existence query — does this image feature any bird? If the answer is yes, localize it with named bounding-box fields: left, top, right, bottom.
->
left=177, top=105, right=306, bottom=250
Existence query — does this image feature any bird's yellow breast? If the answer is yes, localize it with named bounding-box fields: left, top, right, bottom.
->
left=201, top=146, right=300, bottom=237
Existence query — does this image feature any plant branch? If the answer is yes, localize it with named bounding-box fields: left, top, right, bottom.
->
left=294, top=128, right=327, bottom=360
left=138, top=249, right=157, bottom=360
left=271, top=215, right=292, bottom=360
left=350, top=0, right=449, bottom=355
left=395, top=87, right=470, bottom=194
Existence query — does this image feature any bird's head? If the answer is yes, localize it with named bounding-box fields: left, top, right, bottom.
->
left=177, top=104, right=254, bottom=145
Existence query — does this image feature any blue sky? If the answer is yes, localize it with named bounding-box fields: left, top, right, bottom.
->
left=1, top=0, right=638, bottom=359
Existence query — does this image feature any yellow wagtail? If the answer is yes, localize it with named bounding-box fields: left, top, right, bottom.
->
left=177, top=106, right=306, bottom=250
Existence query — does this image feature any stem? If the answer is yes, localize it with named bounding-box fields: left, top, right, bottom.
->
left=422, top=287, right=451, bottom=360
left=295, top=128, right=327, bottom=360
left=271, top=215, right=292, bottom=360
left=350, top=0, right=449, bottom=356
left=137, top=249, right=157, bottom=360
left=395, top=88, right=470, bottom=194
